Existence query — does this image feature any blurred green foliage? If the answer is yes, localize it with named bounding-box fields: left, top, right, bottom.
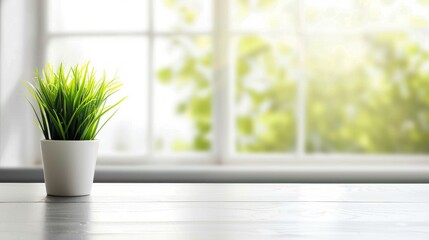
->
left=235, top=36, right=297, bottom=152
left=162, top=0, right=199, bottom=26
left=157, top=0, right=429, bottom=153
left=156, top=37, right=212, bottom=151
left=307, top=34, right=429, bottom=153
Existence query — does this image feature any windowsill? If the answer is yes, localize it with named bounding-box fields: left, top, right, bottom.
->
left=1, top=164, right=429, bottom=183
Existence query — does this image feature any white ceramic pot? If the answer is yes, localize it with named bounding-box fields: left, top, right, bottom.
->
left=41, top=140, right=99, bottom=196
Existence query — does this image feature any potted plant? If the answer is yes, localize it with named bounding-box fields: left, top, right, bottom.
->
left=25, top=63, right=125, bottom=196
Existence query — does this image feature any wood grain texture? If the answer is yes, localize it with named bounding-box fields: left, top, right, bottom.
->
left=0, top=183, right=429, bottom=239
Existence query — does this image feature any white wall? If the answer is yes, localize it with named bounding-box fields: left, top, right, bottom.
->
left=0, top=0, right=41, bottom=166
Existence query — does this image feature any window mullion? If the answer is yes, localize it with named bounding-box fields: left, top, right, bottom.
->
left=213, top=0, right=230, bottom=164
left=35, top=0, right=49, bottom=165
left=296, top=0, right=307, bottom=159
left=147, top=0, right=155, bottom=160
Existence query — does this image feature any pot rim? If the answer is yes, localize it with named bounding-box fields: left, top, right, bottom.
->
left=41, top=139, right=99, bottom=142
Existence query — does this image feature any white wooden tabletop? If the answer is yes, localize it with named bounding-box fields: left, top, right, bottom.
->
left=0, top=183, right=429, bottom=239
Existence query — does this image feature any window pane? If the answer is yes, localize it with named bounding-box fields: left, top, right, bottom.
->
left=306, top=34, right=429, bottom=153
left=154, top=36, right=213, bottom=153
left=154, top=0, right=212, bottom=32
left=48, top=0, right=147, bottom=32
left=234, top=36, right=298, bottom=153
left=46, top=37, right=148, bottom=155
left=230, top=0, right=297, bottom=32
left=303, top=0, right=361, bottom=31
left=362, top=0, right=429, bottom=29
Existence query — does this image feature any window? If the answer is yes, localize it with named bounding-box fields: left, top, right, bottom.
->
left=42, top=0, right=429, bottom=165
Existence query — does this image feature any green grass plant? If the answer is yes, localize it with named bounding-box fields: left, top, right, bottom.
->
left=25, top=63, right=126, bottom=140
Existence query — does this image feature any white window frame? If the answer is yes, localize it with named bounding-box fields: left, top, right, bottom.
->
left=38, top=0, right=429, bottom=167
